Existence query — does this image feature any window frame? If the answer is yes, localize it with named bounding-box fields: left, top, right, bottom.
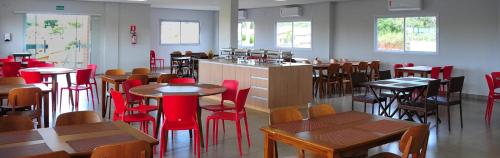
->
left=160, top=20, right=201, bottom=46
left=374, top=15, right=439, bottom=55
left=238, top=20, right=256, bottom=48
left=275, top=20, right=313, bottom=50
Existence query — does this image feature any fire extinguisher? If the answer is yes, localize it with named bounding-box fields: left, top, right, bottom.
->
left=130, top=25, right=137, bottom=44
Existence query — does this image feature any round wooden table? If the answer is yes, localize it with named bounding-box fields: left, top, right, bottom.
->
left=129, top=83, right=226, bottom=147
left=20, top=67, right=75, bottom=111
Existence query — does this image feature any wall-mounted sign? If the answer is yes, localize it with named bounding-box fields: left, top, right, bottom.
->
left=56, top=5, right=64, bottom=11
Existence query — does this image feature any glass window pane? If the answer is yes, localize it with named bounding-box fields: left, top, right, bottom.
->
left=161, top=21, right=181, bottom=44
left=277, top=22, right=293, bottom=48
left=293, top=21, right=311, bottom=48
left=240, top=22, right=255, bottom=47
left=405, top=16, right=437, bottom=52
left=180, top=22, right=199, bottom=44
left=376, top=17, right=404, bottom=51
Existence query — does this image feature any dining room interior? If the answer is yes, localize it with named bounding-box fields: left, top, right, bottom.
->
left=1, top=0, right=500, bottom=158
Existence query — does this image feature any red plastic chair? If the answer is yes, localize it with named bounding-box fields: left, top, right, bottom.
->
left=485, top=74, right=500, bottom=123
left=430, top=67, right=441, bottom=79
left=87, top=64, right=99, bottom=104
left=2, top=62, right=21, bottom=77
left=122, top=79, right=158, bottom=113
left=6, top=55, right=14, bottom=60
left=394, top=64, right=404, bottom=78
left=160, top=95, right=200, bottom=158
left=150, top=50, right=165, bottom=72
left=169, top=78, right=196, bottom=84
left=19, top=71, right=42, bottom=84
left=110, top=89, right=157, bottom=137
left=406, top=63, right=415, bottom=76
left=443, top=66, right=454, bottom=80
left=201, top=80, right=239, bottom=133
left=59, top=69, right=95, bottom=111
left=27, top=61, right=44, bottom=68
left=22, top=58, right=38, bottom=62
left=491, top=72, right=500, bottom=89
left=205, top=88, right=251, bottom=156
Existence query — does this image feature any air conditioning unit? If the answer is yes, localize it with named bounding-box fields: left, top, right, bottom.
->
left=388, top=0, right=422, bottom=11
left=238, top=10, right=247, bottom=20
left=280, top=7, right=302, bottom=17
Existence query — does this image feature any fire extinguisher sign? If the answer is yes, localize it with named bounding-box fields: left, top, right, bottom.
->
left=130, top=25, right=137, bottom=44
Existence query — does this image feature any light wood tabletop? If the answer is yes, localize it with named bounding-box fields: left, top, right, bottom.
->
left=261, top=111, right=418, bottom=158
left=0, top=84, right=51, bottom=127
left=0, top=121, right=158, bottom=158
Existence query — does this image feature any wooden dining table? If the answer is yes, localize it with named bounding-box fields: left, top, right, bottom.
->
left=129, top=83, right=226, bottom=147
left=261, top=111, right=418, bottom=158
left=20, top=67, right=75, bottom=111
left=100, top=73, right=160, bottom=118
left=396, top=66, right=443, bottom=77
left=0, top=121, right=158, bottom=158
left=0, top=84, right=51, bottom=127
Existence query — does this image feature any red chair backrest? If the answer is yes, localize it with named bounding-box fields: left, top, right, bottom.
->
left=110, top=89, right=127, bottom=120
left=406, top=63, right=414, bottom=67
left=37, top=63, right=55, bottom=67
left=150, top=50, right=156, bottom=65
left=491, top=72, right=500, bottom=89
left=87, top=64, right=97, bottom=78
left=430, top=67, right=441, bottom=79
left=150, top=50, right=156, bottom=58
left=394, top=64, right=404, bottom=78
left=443, top=66, right=453, bottom=80
left=6, top=55, right=14, bottom=60
left=235, top=88, right=251, bottom=113
left=20, top=71, right=42, bottom=84
left=486, top=74, right=495, bottom=93
left=123, top=80, right=143, bottom=103
left=162, top=95, right=198, bottom=124
left=75, top=69, right=92, bottom=85
left=22, top=58, right=37, bottom=62
left=2, top=62, right=21, bottom=77
left=169, top=78, right=196, bottom=84
left=27, top=61, right=44, bottom=68
left=221, top=80, right=239, bottom=103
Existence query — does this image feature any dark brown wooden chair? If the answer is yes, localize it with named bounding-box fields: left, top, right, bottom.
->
left=3, top=87, right=42, bottom=128
left=0, top=115, right=34, bottom=132
left=369, top=61, right=381, bottom=81
left=104, top=69, right=126, bottom=119
left=399, top=79, right=441, bottom=127
left=23, top=151, right=70, bottom=158
left=157, top=74, right=178, bottom=83
left=431, top=76, right=465, bottom=131
left=308, top=104, right=336, bottom=119
left=370, top=125, right=429, bottom=158
left=131, top=68, right=150, bottom=75
left=90, top=140, right=151, bottom=158
left=351, top=72, right=387, bottom=114
left=325, top=63, right=343, bottom=96
left=55, top=111, right=103, bottom=127
left=357, top=61, right=369, bottom=76
left=170, top=51, right=183, bottom=73
left=342, top=62, right=353, bottom=94
left=127, top=74, right=149, bottom=85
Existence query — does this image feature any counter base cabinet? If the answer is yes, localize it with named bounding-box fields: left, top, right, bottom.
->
left=199, top=60, right=312, bottom=113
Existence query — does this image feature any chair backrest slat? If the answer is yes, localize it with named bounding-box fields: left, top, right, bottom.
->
left=269, top=107, right=303, bottom=125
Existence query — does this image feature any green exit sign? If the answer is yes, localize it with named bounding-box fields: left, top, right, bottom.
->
left=56, top=5, right=64, bottom=11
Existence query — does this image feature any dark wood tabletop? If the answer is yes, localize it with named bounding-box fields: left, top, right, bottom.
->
left=261, top=111, right=418, bottom=158
left=0, top=121, right=158, bottom=158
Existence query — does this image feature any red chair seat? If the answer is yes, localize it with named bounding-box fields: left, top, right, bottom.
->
left=201, top=104, right=235, bottom=111
left=121, top=113, right=156, bottom=122
left=162, top=121, right=198, bottom=130
left=207, top=111, right=245, bottom=120
left=129, top=104, right=158, bottom=113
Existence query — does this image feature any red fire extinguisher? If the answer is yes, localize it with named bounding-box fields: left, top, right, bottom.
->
left=130, top=25, right=137, bottom=44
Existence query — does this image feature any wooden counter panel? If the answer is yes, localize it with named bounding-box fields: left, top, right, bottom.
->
left=250, top=87, right=269, bottom=99
left=251, top=77, right=269, bottom=89
left=251, top=68, right=269, bottom=78
left=222, top=64, right=237, bottom=80
left=235, top=66, right=252, bottom=90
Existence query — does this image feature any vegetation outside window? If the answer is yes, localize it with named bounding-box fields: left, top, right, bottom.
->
left=238, top=21, right=255, bottom=47
left=276, top=21, right=311, bottom=49
left=376, top=16, right=437, bottom=53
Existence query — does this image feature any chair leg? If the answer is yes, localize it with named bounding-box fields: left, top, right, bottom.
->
left=89, top=87, right=96, bottom=110
left=459, top=102, right=463, bottom=128
left=205, top=118, right=210, bottom=152
left=244, top=116, right=251, bottom=147
left=236, top=119, right=243, bottom=156
left=75, top=90, right=79, bottom=111
left=447, top=105, right=451, bottom=132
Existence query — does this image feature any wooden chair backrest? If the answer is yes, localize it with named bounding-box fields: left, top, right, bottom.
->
left=23, top=151, right=70, bottom=158
left=0, top=77, right=26, bottom=85
left=269, top=107, right=303, bottom=125
left=8, top=87, right=41, bottom=110
left=131, top=68, right=150, bottom=75
left=0, top=116, right=34, bottom=133
left=399, top=125, right=429, bottom=158
left=90, top=140, right=151, bottom=158
left=55, top=111, right=103, bottom=127
left=358, top=61, right=369, bottom=71
left=127, top=74, right=149, bottom=85
left=157, top=74, right=178, bottom=83
left=105, top=69, right=126, bottom=76
left=308, top=104, right=336, bottom=119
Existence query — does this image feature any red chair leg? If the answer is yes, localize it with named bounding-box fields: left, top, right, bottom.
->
left=205, top=118, right=210, bottom=152
left=244, top=116, right=251, bottom=147
left=236, top=119, right=243, bottom=156
left=89, top=87, right=96, bottom=110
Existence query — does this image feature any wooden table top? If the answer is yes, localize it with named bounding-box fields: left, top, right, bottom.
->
left=397, top=66, right=436, bottom=72
left=0, top=84, right=51, bottom=95
left=101, top=73, right=161, bottom=83
left=20, top=67, right=74, bottom=75
left=261, top=111, right=418, bottom=154
left=363, top=77, right=436, bottom=90
left=129, top=83, right=226, bottom=98
left=0, top=121, right=158, bottom=158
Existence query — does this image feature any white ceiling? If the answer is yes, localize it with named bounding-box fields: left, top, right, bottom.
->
left=80, top=0, right=346, bottom=10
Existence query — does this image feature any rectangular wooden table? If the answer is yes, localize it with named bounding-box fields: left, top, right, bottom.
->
left=396, top=66, right=443, bottom=77
left=0, top=121, right=158, bottom=158
left=261, top=111, right=418, bottom=158
left=100, top=73, right=160, bottom=118
left=0, top=84, right=51, bottom=127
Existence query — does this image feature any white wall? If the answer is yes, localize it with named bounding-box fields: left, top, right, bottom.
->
left=244, top=2, right=334, bottom=60
left=150, top=8, right=218, bottom=64
left=332, top=0, right=500, bottom=95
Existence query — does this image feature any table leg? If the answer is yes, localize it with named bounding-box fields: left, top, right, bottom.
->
left=263, top=133, right=275, bottom=158
left=65, top=73, right=74, bottom=107
left=368, top=86, right=386, bottom=116
left=155, top=97, right=162, bottom=139
left=197, top=98, right=204, bottom=148
left=101, top=80, right=107, bottom=118
left=43, top=93, right=49, bottom=128
left=51, top=74, right=58, bottom=112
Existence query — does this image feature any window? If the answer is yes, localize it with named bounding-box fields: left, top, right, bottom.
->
left=276, top=21, right=311, bottom=48
left=238, top=21, right=255, bottom=47
left=161, top=21, right=200, bottom=45
left=376, top=16, right=437, bottom=53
